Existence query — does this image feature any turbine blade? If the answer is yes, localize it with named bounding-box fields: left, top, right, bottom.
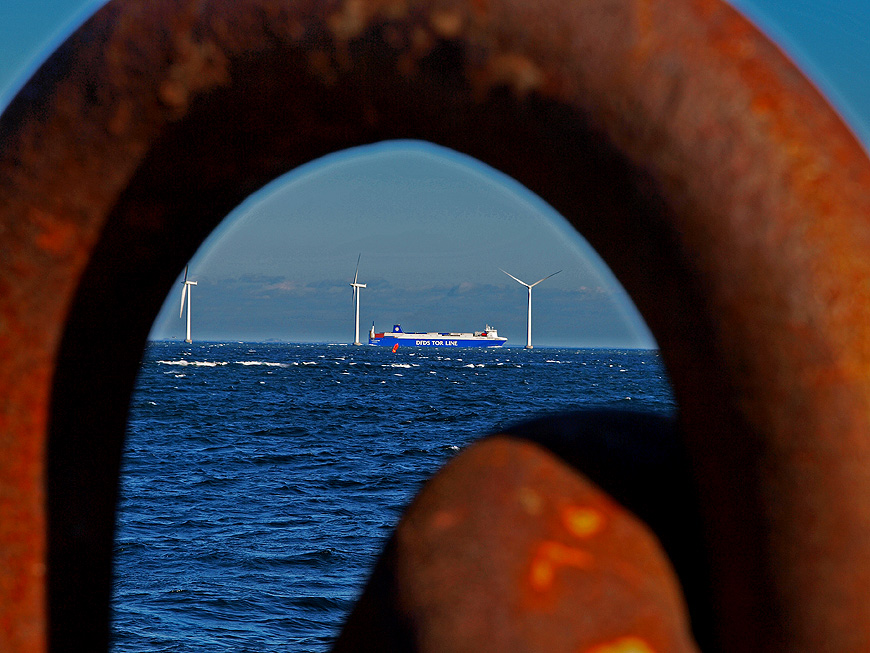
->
left=529, top=270, right=562, bottom=287
left=353, top=254, right=360, bottom=285
left=182, top=265, right=188, bottom=284
left=499, top=268, right=530, bottom=287
left=179, top=284, right=187, bottom=317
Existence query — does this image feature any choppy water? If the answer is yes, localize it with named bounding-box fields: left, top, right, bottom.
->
left=113, top=342, right=675, bottom=651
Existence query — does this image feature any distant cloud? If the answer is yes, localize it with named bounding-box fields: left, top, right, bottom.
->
left=261, top=281, right=299, bottom=292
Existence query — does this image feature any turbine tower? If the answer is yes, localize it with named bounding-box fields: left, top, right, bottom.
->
left=500, top=268, right=561, bottom=349
left=179, top=266, right=197, bottom=344
left=350, top=255, right=366, bottom=345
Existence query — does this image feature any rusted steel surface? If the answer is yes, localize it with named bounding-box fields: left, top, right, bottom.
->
left=0, top=0, right=869, bottom=651
left=335, top=434, right=700, bottom=653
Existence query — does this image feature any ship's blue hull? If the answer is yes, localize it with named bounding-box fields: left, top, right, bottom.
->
left=369, top=324, right=507, bottom=348
left=369, top=335, right=506, bottom=348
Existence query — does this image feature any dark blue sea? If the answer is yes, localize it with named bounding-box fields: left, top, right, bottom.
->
left=113, top=342, right=675, bottom=652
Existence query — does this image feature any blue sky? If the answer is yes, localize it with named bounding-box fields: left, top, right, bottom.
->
left=2, top=1, right=868, bottom=347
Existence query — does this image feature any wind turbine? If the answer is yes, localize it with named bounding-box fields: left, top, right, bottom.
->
left=179, top=266, right=197, bottom=344
left=500, top=268, right=561, bottom=349
left=350, top=255, right=366, bottom=345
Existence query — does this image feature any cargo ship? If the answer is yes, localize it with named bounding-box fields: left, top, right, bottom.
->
left=368, top=324, right=507, bottom=348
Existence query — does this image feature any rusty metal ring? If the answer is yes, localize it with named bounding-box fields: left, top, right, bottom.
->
left=2, top=0, right=869, bottom=650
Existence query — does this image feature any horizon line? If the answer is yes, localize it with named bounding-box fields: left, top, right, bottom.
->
left=144, top=338, right=660, bottom=351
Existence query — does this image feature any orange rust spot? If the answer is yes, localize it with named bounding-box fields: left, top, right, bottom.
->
left=429, top=509, right=460, bottom=531
left=563, top=506, right=604, bottom=538
left=36, top=223, right=77, bottom=256
left=530, top=556, right=555, bottom=590
left=529, top=541, right=593, bottom=591
left=585, top=636, right=657, bottom=653
left=750, top=92, right=780, bottom=117
left=483, top=53, right=543, bottom=97
left=158, top=38, right=229, bottom=113
left=429, top=10, right=464, bottom=38
left=517, top=486, right=543, bottom=515
left=108, top=99, right=134, bottom=137
left=30, top=208, right=76, bottom=256
left=411, top=26, right=434, bottom=54
left=158, top=80, right=188, bottom=109
left=632, top=0, right=655, bottom=61
left=328, top=0, right=365, bottom=40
